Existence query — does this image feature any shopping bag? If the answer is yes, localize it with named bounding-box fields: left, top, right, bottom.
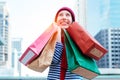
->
left=66, top=22, right=107, bottom=60
left=64, top=29, right=100, bottom=79
left=27, top=31, right=58, bottom=72
left=19, top=23, right=57, bottom=65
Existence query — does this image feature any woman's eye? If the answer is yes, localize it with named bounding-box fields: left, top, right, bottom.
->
left=66, top=13, right=71, bottom=17
left=59, top=13, right=63, bottom=16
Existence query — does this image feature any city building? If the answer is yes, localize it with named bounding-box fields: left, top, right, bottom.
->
left=0, top=1, right=12, bottom=77
left=85, top=0, right=120, bottom=79
left=11, top=38, right=22, bottom=76
left=94, top=0, right=120, bottom=68
left=0, top=35, right=4, bottom=45
left=11, top=38, right=22, bottom=58
left=0, top=2, right=9, bottom=66
left=95, top=28, right=120, bottom=68
left=75, top=0, right=87, bottom=27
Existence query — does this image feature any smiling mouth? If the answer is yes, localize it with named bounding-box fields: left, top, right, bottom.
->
left=60, top=22, right=69, bottom=26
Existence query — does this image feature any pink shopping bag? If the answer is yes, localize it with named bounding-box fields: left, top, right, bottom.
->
left=19, top=23, right=57, bottom=65
left=27, top=31, right=58, bottom=72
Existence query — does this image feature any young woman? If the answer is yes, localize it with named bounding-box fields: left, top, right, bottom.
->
left=47, top=7, right=83, bottom=80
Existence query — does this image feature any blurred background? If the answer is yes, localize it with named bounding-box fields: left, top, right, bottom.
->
left=0, top=0, right=120, bottom=80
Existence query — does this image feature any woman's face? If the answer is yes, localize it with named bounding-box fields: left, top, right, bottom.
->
left=56, top=10, right=72, bottom=28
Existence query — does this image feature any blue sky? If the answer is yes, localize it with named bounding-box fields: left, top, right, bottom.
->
left=86, top=0, right=101, bottom=36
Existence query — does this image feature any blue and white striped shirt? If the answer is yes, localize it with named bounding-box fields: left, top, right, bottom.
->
left=47, top=42, right=83, bottom=80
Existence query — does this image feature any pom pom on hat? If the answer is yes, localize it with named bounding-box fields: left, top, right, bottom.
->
left=55, top=7, right=75, bottom=22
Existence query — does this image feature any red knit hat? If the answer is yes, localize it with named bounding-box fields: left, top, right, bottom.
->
left=55, top=7, right=75, bottom=22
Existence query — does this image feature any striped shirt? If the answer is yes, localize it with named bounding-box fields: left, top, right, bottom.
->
left=47, top=42, right=83, bottom=80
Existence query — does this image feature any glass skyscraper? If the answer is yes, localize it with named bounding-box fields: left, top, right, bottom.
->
left=95, top=28, right=120, bottom=68
left=11, top=38, right=22, bottom=76
left=0, top=2, right=9, bottom=66
left=0, top=2, right=12, bottom=77
left=95, top=0, right=120, bottom=68
left=99, top=0, right=120, bottom=28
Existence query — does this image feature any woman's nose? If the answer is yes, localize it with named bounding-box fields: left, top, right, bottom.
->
left=62, top=15, right=67, bottom=19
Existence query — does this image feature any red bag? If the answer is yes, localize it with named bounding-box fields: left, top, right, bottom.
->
left=66, top=22, right=107, bottom=60
left=19, top=23, right=57, bottom=65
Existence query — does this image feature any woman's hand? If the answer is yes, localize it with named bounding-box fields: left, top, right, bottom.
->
left=53, top=23, right=61, bottom=42
left=53, top=22, right=69, bottom=42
